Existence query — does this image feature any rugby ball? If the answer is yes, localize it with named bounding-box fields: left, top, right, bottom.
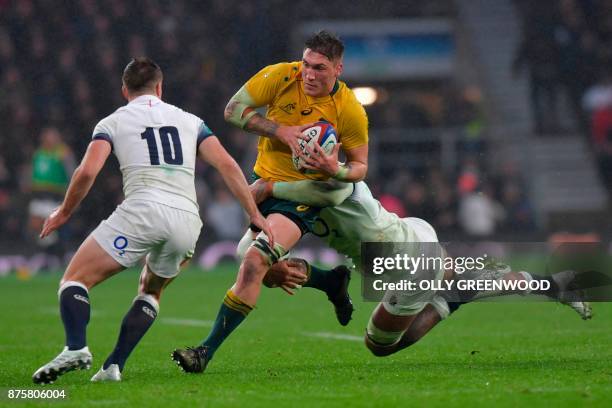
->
left=292, top=121, right=338, bottom=172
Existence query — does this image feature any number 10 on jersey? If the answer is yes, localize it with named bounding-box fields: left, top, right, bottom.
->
left=141, top=126, right=183, bottom=165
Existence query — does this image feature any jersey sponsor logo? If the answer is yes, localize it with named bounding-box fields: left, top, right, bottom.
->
left=300, top=108, right=313, bottom=116
left=73, top=294, right=90, bottom=304
left=280, top=103, right=296, bottom=114
left=113, top=236, right=128, bottom=256
left=296, top=205, right=310, bottom=212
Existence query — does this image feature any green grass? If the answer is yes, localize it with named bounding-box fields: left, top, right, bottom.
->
left=1, top=264, right=611, bottom=407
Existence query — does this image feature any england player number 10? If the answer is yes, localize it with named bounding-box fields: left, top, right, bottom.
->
left=140, top=126, right=183, bottom=165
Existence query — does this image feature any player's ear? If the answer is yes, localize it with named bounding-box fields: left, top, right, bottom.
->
left=121, top=84, right=129, bottom=101
left=155, top=81, right=163, bottom=99
left=335, top=60, right=343, bottom=77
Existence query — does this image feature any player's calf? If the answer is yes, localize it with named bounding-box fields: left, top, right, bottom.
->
left=100, top=293, right=159, bottom=373
left=93, top=265, right=173, bottom=379
left=174, top=290, right=253, bottom=372
left=58, top=281, right=91, bottom=351
left=179, top=251, right=261, bottom=371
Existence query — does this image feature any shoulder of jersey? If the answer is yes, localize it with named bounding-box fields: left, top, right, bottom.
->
left=163, top=101, right=191, bottom=115
left=335, top=81, right=366, bottom=115
left=112, top=105, right=128, bottom=115
left=288, top=61, right=302, bottom=79
left=266, top=61, right=301, bottom=82
left=97, top=109, right=120, bottom=126
left=338, top=81, right=359, bottom=103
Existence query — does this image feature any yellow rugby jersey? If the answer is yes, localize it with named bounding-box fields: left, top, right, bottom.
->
left=245, top=61, right=368, bottom=181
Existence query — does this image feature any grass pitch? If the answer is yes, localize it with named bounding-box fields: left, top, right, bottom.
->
left=1, top=264, right=611, bottom=407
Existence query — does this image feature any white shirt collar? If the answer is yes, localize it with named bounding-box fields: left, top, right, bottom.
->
left=128, top=94, right=162, bottom=106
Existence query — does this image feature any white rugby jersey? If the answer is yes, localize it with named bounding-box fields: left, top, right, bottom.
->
left=317, top=182, right=424, bottom=265
left=92, top=95, right=213, bottom=215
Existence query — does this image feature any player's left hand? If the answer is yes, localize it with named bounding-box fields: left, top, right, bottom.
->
left=300, top=143, right=342, bottom=177
left=40, top=207, right=70, bottom=239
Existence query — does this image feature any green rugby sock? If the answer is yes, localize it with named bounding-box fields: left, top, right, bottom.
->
left=303, top=263, right=338, bottom=295
left=200, top=290, right=252, bottom=358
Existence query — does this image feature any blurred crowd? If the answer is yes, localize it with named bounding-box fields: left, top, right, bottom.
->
left=513, top=0, right=612, bottom=190
left=0, top=0, right=537, bottom=259
left=373, top=144, right=536, bottom=239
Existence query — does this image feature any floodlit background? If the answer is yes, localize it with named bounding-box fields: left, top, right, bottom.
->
left=1, top=0, right=610, bottom=273
left=1, top=1, right=611, bottom=406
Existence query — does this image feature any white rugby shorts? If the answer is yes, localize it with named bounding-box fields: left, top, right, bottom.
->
left=382, top=217, right=446, bottom=317
left=91, top=199, right=202, bottom=278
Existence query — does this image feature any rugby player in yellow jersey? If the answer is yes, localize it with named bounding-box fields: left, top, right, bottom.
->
left=172, top=31, right=368, bottom=373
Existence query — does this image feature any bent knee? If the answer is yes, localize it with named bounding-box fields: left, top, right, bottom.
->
left=236, top=230, right=256, bottom=260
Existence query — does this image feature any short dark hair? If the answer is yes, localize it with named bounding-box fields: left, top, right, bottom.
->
left=304, top=30, right=344, bottom=61
left=122, top=57, right=163, bottom=93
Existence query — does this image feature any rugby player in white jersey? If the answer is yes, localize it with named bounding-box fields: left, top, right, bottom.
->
left=32, top=58, right=272, bottom=384
left=248, top=178, right=592, bottom=356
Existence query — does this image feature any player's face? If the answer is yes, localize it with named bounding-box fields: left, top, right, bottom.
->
left=302, top=48, right=343, bottom=97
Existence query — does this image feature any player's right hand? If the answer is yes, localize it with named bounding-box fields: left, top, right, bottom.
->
left=249, top=212, right=275, bottom=248
left=264, top=258, right=309, bottom=295
left=40, top=207, right=70, bottom=239
left=275, top=123, right=316, bottom=154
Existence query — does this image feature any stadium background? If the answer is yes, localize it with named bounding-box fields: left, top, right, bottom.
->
left=0, top=1, right=611, bottom=406
left=1, top=0, right=610, bottom=274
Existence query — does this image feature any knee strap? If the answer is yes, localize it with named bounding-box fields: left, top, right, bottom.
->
left=250, top=233, right=287, bottom=266
left=366, top=318, right=404, bottom=346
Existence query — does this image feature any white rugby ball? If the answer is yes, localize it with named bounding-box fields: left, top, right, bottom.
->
left=292, top=121, right=338, bottom=172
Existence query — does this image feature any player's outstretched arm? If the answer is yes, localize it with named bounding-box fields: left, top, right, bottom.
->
left=261, top=179, right=353, bottom=207
left=198, top=135, right=274, bottom=245
left=40, top=140, right=111, bottom=238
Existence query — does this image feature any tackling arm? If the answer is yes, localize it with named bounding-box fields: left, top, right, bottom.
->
left=272, top=179, right=353, bottom=207
left=198, top=135, right=274, bottom=245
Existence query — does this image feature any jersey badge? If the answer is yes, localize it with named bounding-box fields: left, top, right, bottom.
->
left=280, top=103, right=296, bottom=114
